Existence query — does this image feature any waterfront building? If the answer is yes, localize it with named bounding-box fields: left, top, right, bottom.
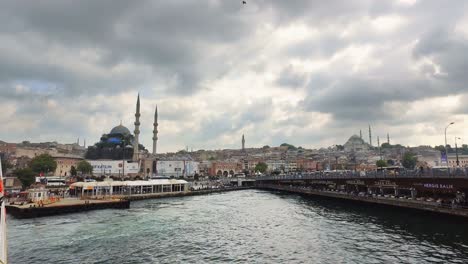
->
left=209, top=161, right=242, bottom=176
left=87, top=160, right=140, bottom=177
left=448, top=154, right=468, bottom=168
left=70, top=179, right=189, bottom=198
left=53, top=155, right=83, bottom=176
left=156, top=160, right=199, bottom=178
left=296, top=159, right=319, bottom=171
left=266, top=159, right=286, bottom=172
left=3, top=177, right=22, bottom=194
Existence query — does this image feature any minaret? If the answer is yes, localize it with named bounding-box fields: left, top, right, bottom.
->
left=387, top=133, right=390, bottom=145
left=368, top=125, right=372, bottom=147
left=242, top=134, right=245, bottom=151
left=132, top=94, right=141, bottom=161
left=152, top=105, right=158, bottom=155
left=360, top=130, right=362, bottom=140
left=84, top=139, right=86, bottom=148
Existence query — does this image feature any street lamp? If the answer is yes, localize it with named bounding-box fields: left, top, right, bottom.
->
left=444, top=122, right=454, bottom=168
left=455, top=136, right=461, bottom=167
left=117, top=143, right=133, bottom=180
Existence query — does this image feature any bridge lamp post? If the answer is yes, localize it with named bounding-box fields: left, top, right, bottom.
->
left=444, top=122, right=454, bottom=169
left=455, top=137, right=461, bottom=167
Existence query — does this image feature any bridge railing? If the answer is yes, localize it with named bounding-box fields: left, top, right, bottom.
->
left=256, top=168, right=468, bottom=181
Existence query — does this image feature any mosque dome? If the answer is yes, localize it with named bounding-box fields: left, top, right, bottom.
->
left=110, top=124, right=131, bottom=135
left=344, top=134, right=369, bottom=152
left=347, top=135, right=364, bottom=144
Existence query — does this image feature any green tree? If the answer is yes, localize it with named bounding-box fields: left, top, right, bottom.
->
left=255, top=162, right=268, bottom=173
left=280, top=143, right=297, bottom=150
left=376, top=159, right=387, bottom=168
left=381, top=143, right=392, bottom=149
left=402, top=152, right=418, bottom=169
left=13, top=168, right=36, bottom=188
left=434, top=145, right=446, bottom=152
left=30, top=154, right=57, bottom=175
left=77, top=160, right=93, bottom=175
left=70, top=166, right=78, bottom=177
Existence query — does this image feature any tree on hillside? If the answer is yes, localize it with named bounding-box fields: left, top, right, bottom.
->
left=402, top=152, right=418, bottom=169
left=280, top=143, right=297, bottom=150
left=381, top=143, right=391, bottom=148
left=70, top=166, right=78, bottom=177
left=13, top=168, right=36, bottom=188
left=255, top=162, right=268, bottom=173
left=376, top=159, right=387, bottom=168
left=434, top=145, right=446, bottom=152
left=30, top=154, right=57, bottom=175
left=335, top=145, right=344, bottom=151
left=77, top=160, right=93, bottom=175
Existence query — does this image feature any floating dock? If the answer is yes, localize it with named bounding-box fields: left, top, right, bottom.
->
left=6, top=198, right=130, bottom=219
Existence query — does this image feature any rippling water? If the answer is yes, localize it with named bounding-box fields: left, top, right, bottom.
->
left=8, top=190, right=468, bottom=263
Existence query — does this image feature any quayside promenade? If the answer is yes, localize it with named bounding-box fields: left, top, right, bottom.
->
left=256, top=168, right=468, bottom=218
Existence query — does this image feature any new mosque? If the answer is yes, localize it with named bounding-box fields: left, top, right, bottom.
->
left=85, top=94, right=161, bottom=178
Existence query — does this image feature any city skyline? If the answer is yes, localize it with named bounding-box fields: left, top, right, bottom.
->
left=1, top=1, right=467, bottom=152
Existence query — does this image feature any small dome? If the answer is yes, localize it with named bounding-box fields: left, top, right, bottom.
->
left=110, top=124, right=131, bottom=135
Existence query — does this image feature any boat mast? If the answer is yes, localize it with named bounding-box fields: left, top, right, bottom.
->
left=0, top=159, right=7, bottom=264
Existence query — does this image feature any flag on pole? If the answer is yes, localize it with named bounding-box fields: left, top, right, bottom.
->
left=0, top=159, right=7, bottom=264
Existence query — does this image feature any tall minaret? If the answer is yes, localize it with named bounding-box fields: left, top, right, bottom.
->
left=242, top=134, right=245, bottom=151
left=132, top=94, right=141, bottom=161
left=387, top=133, right=390, bottom=144
left=152, top=105, right=158, bottom=155
left=368, top=125, right=372, bottom=147
left=360, top=130, right=362, bottom=140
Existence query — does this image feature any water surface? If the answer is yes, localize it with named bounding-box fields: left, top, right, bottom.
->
left=9, top=190, right=468, bottom=263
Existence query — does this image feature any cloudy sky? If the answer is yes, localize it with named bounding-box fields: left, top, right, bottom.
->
left=1, top=0, right=467, bottom=152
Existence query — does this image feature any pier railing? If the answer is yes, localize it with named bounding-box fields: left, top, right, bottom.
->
left=257, top=168, right=468, bottom=181
left=258, top=184, right=468, bottom=212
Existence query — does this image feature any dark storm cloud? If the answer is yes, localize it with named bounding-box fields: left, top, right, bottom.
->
left=413, top=29, right=468, bottom=90
left=0, top=0, right=254, bottom=95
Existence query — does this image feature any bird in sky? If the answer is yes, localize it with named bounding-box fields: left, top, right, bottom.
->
left=242, top=1, right=246, bottom=4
